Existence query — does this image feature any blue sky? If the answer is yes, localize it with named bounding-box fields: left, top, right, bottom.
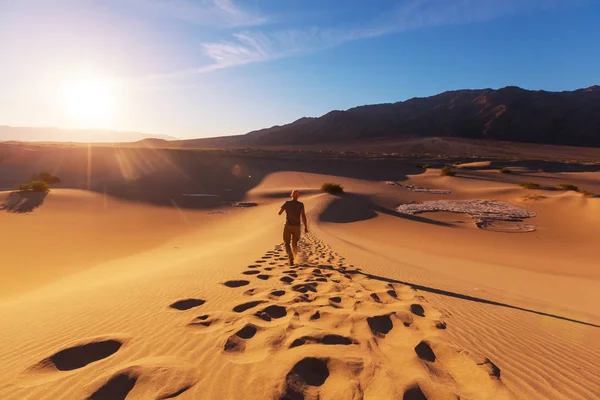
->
left=1, top=0, right=599, bottom=139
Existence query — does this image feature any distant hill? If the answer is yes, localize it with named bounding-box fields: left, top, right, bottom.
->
left=177, top=86, right=600, bottom=148
left=0, top=126, right=177, bottom=143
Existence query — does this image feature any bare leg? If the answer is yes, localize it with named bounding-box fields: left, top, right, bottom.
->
left=283, top=226, right=294, bottom=265
left=291, top=228, right=300, bottom=257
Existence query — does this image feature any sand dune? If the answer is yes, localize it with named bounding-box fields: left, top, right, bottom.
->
left=0, top=160, right=599, bottom=399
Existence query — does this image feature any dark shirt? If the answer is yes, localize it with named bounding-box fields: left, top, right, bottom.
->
left=281, top=199, right=304, bottom=226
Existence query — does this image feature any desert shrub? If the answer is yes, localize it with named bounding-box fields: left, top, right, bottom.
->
left=321, top=182, right=344, bottom=195
left=441, top=166, right=455, bottom=177
left=557, top=183, right=579, bottom=191
left=417, top=164, right=431, bottom=169
left=520, top=182, right=541, bottom=190
left=499, top=167, right=511, bottom=174
left=28, top=180, right=49, bottom=192
left=17, top=180, right=48, bottom=192
left=37, top=172, right=61, bottom=184
left=453, top=161, right=463, bottom=166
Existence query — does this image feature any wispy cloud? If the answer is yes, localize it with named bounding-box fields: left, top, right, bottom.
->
left=153, top=0, right=588, bottom=77
left=130, top=0, right=267, bottom=28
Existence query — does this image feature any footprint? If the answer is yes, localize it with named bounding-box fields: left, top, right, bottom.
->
left=86, top=359, right=197, bottom=400
left=32, top=339, right=123, bottom=372
left=280, top=276, right=295, bottom=284
left=224, top=324, right=260, bottom=353
left=257, top=274, right=271, bottom=280
left=224, top=280, right=250, bottom=288
left=188, top=315, right=214, bottom=328
left=292, top=283, right=317, bottom=293
left=88, top=372, right=137, bottom=400
left=290, top=334, right=356, bottom=348
left=169, top=299, right=205, bottom=311
left=233, top=301, right=265, bottom=313
left=414, top=341, right=436, bottom=362
left=403, top=384, right=427, bottom=400
left=236, top=324, right=259, bottom=339
left=410, top=304, right=425, bottom=317
left=370, top=293, right=382, bottom=303
left=270, top=290, right=286, bottom=297
left=367, top=315, right=393, bottom=335
left=244, top=270, right=261, bottom=275
left=281, top=358, right=330, bottom=399
left=255, top=305, right=287, bottom=321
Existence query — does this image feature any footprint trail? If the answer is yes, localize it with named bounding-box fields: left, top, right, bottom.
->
left=202, top=233, right=514, bottom=400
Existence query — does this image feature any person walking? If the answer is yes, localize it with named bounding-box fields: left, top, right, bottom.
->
left=278, top=190, right=308, bottom=265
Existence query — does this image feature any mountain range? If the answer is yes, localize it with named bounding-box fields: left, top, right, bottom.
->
left=176, top=85, right=600, bottom=149
left=2, top=86, right=599, bottom=148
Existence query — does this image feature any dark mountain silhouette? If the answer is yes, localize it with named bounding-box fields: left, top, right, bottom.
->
left=177, top=86, right=600, bottom=148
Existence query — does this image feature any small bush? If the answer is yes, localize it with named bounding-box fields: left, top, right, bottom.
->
left=321, top=182, right=344, bottom=195
left=17, top=180, right=48, bottom=192
left=417, top=164, right=431, bottom=169
left=30, top=181, right=49, bottom=192
left=453, top=161, right=463, bottom=166
left=520, top=182, right=541, bottom=190
left=557, top=183, right=579, bottom=191
left=499, top=167, right=511, bottom=174
left=578, top=189, right=595, bottom=197
left=441, top=166, right=455, bottom=177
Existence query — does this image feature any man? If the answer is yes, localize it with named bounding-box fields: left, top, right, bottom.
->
left=278, top=190, right=308, bottom=266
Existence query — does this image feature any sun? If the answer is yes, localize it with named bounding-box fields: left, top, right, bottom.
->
left=62, top=76, right=117, bottom=128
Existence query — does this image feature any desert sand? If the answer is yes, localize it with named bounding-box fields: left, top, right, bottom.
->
left=0, top=146, right=599, bottom=400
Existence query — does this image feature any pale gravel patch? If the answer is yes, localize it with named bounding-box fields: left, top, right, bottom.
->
left=385, top=181, right=451, bottom=194
left=396, top=200, right=536, bottom=232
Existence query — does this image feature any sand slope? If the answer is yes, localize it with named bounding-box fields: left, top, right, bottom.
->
left=0, top=170, right=599, bottom=399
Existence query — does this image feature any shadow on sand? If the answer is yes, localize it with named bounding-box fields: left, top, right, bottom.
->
left=0, top=191, right=48, bottom=213
left=0, top=146, right=427, bottom=210
left=313, top=264, right=600, bottom=328
left=319, top=193, right=456, bottom=227
left=1, top=144, right=597, bottom=210
left=363, top=271, right=600, bottom=328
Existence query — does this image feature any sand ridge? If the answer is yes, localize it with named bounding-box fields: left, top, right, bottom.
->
left=0, top=167, right=598, bottom=399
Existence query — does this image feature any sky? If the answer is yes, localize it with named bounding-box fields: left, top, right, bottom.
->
left=1, top=0, right=599, bottom=140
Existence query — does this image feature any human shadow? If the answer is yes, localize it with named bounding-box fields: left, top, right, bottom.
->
left=0, top=191, right=48, bottom=213
left=337, top=268, right=599, bottom=328
left=319, top=192, right=456, bottom=227
left=305, top=263, right=599, bottom=328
